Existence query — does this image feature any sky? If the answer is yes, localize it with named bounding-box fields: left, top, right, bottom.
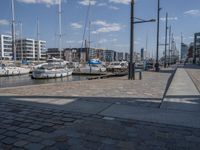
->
left=1, top=0, right=200, bottom=58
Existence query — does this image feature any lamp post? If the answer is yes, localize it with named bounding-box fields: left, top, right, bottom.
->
left=155, top=0, right=161, bottom=72
left=128, top=0, right=156, bottom=80
left=129, top=0, right=134, bottom=80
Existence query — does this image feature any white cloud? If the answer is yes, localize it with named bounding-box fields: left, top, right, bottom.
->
left=16, top=0, right=60, bottom=5
left=98, top=38, right=108, bottom=43
left=184, top=9, right=200, bottom=16
left=0, top=19, right=9, bottom=26
left=109, top=6, right=119, bottom=10
left=160, top=17, right=178, bottom=21
left=91, top=20, right=123, bottom=34
left=97, top=2, right=107, bottom=6
left=109, top=0, right=130, bottom=5
left=78, top=0, right=96, bottom=6
left=70, top=23, right=82, bottom=29
left=66, top=40, right=75, bottom=44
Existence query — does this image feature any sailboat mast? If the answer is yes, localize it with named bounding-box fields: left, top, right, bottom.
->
left=37, top=17, right=40, bottom=62
left=11, top=0, right=16, bottom=64
left=88, top=21, right=91, bottom=59
left=145, top=33, right=148, bottom=59
left=20, top=22, right=23, bottom=61
left=59, top=0, right=62, bottom=59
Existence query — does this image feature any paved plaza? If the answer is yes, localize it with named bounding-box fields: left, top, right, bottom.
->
left=0, top=66, right=200, bottom=150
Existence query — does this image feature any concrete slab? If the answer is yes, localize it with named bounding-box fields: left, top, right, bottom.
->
left=166, top=68, right=199, bottom=96
left=161, top=68, right=200, bottom=112
left=61, top=100, right=111, bottom=114
left=100, top=104, right=200, bottom=128
left=161, top=97, right=200, bottom=112
left=0, top=96, right=111, bottom=115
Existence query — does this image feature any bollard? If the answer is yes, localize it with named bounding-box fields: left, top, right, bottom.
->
left=139, top=71, right=142, bottom=80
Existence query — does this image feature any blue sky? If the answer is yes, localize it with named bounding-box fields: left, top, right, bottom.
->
left=0, top=0, right=200, bottom=58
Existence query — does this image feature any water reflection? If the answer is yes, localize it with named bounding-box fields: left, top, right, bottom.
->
left=0, top=75, right=88, bottom=88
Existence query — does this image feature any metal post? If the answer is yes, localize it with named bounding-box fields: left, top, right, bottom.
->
left=164, top=12, right=168, bottom=68
left=155, top=0, right=160, bottom=72
left=168, top=26, right=171, bottom=66
left=194, top=34, right=197, bottom=64
left=129, top=0, right=135, bottom=80
left=11, top=0, right=16, bottom=65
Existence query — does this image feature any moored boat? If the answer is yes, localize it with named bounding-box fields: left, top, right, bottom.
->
left=79, top=59, right=106, bottom=73
left=31, top=63, right=73, bottom=79
left=0, top=64, right=30, bottom=76
left=106, top=61, right=128, bottom=72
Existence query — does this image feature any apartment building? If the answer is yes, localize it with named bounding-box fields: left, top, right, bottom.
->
left=0, top=34, right=12, bottom=60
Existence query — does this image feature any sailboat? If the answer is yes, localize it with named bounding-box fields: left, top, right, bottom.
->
left=0, top=0, right=30, bottom=76
left=32, top=0, right=73, bottom=79
left=78, top=1, right=106, bottom=74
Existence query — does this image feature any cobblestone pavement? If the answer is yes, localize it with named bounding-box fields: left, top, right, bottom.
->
left=0, top=101, right=200, bottom=150
left=0, top=71, right=171, bottom=100
left=185, top=65, right=200, bottom=92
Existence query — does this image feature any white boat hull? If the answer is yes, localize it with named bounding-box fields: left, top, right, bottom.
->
left=79, top=65, right=106, bottom=73
left=32, top=69, right=73, bottom=79
left=0, top=67, right=30, bottom=76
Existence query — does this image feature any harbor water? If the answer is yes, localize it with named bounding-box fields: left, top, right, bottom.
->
left=0, top=75, right=88, bottom=88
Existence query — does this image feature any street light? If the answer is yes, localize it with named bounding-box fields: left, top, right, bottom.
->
left=128, top=0, right=156, bottom=80
left=155, top=0, right=161, bottom=72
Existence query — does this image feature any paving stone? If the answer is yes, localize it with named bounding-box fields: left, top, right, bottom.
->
left=2, top=137, right=17, bottom=144
left=102, top=138, right=117, bottom=145
left=0, top=135, right=6, bottom=140
left=25, top=143, right=44, bottom=150
left=67, top=137, right=83, bottom=145
left=16, top=128, right=32, bottom=134
left=28, top=124, right=43, bottom=130
left=14, top=140, right=28, bottom=147
left=0, top=129, right=6, bottom=134
left=16, top=134, right=30, bottom=140
left=28, top=136, right=43, bottom=143
left=41, top=139, right=56, bottom=146
left=54, top=142, right=70, bottom=150
left=61, top=117, right=75, bottom=122
left=29, top=131, right=44, bottom=136
left=39, top=126, right=55, bottom=133
left=7, top=126, right=19, bottom=131
left=4, top=131, right=18, bottom=137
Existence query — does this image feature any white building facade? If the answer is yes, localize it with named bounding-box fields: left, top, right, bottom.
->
left=0, top=35, right=13, bottom=60
left=16, top=39, right=46, bottom=61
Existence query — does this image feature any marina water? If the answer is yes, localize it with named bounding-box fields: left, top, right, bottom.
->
left=0, top=75, right=88, bottom=88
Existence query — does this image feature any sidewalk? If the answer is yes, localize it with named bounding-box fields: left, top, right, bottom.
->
left=0, top=68, right=200, bottom=149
